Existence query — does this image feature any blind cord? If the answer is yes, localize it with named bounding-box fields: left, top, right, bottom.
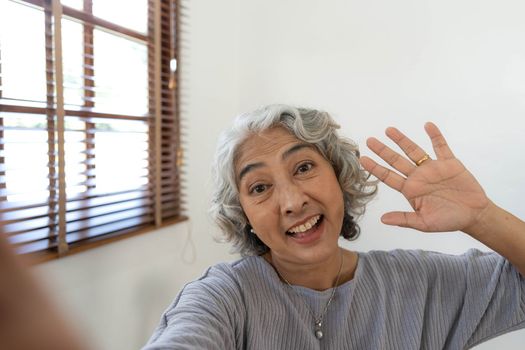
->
left=181, top=220, right=196, bottom=264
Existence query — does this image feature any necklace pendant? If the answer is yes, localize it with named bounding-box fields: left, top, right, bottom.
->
left=315, top=329, right=324, bottom=339
left=314, top=320, right=323, bottom=339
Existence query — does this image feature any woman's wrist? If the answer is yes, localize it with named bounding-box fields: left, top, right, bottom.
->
left=461, top=199, right=497, bottom=241
left=462, top=200, right=525, bottom=276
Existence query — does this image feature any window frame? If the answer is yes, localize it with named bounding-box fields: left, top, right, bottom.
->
left=0, top=0, right=186, bottom=263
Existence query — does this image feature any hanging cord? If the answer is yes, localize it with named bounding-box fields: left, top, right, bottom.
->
left=181, top=220, right=196, bottom=264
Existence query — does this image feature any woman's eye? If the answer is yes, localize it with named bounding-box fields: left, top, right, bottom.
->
left=250, top=184, right=268, bottom=194
left=296, top=162, right=313, bottom=174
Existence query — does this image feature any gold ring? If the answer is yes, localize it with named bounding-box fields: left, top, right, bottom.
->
left=415, top=154, right=430, bottom=166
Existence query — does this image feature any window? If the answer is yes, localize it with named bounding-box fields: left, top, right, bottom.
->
left=0, top=0, right=184, bottom=259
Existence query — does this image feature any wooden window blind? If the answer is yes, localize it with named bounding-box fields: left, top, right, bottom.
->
left=0, top=0, right=185, bottom=259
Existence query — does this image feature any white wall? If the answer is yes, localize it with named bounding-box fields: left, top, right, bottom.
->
left=238, top=0, right=525, bottom=249
left=238, top=0, right=525, bottom=247
left=238, top=0, right=525, bottom=347
left=34, top=0, right=525, bottom=349
left=36, top=224, right=207, bottom=350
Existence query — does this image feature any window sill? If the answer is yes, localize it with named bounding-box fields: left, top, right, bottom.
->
left=25, top=215, right=188, bottom=265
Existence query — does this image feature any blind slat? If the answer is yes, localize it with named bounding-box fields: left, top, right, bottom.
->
left=65, top=215, right=153, bottom=244
left=8, top=201, right=156, bottom=244
left=1, top=0, right=183, bottom=256
left=0, top=195, right=154, bottom=226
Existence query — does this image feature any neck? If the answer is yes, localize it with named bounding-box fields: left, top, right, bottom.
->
left=265, top=248, right=353, bottom=291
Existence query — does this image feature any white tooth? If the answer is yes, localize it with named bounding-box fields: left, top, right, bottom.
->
left=289, top=215, right=321, bottom=234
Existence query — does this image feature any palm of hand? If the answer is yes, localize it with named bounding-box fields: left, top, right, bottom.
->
left=401, top=158, right=488, bottom=232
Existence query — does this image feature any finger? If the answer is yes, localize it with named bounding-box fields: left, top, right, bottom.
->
left=360, top=156, right=405, bottom=192
left=381, top=211, right=428, bottom=231
left=424, top=122, right=455, bottom=159
left=385, top=127, right=429, bottom=165
left=366, top=137, right=415, bottom=176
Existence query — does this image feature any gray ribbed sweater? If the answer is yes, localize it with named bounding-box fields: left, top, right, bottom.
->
left=143, top=249, right=525, bottom=349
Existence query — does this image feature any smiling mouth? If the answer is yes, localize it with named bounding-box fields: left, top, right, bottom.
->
left=286, top=215, right=323, bottom=237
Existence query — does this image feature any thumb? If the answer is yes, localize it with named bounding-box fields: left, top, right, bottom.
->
left=381, top=211, right=426, bottom=231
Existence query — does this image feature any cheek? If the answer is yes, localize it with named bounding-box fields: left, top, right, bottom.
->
left=316, top=171, right=343, bottom=199
left=239, top=201, right=253, bottom=224
left=324, top=176, right=345, bottom=215
left=332, top=192, right=345, bottom=222
left=240, top=199, right=264, bottom=228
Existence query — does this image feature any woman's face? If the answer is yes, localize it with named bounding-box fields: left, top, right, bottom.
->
left=236, top=127, right=344, bottom=265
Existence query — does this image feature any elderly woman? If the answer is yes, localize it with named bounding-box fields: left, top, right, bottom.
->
left=0, top=105, right=524, bottom=350
left=142, top=105, right=525, bottom=349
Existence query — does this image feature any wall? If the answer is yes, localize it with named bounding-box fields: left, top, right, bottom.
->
left=34, top=0, right=525, bottom=349
left=36, top=224, right=207, bottom=350
left=238, top=0, right=525, bottom=348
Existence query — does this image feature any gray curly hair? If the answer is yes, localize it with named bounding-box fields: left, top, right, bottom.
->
left=210, top=104, right=377, bottom=256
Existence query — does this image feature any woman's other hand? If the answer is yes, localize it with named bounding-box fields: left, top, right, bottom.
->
left=0, top=234, right=88, bottom=350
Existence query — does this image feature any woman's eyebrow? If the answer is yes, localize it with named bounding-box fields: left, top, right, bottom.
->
left=282, top=143, right=315, bottom=160
left=238, top=162, right=265, bottom=182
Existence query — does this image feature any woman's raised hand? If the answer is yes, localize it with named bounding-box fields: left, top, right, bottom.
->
left=359, top=122, right=490, bottom=234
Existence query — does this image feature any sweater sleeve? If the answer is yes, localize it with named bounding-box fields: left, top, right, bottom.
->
left=408, top=249, right=525, bottom=349
left=360, top=249, right=525, bottom=349
left=141, top=264, right=245, bottom=350
left=460, top=250, right=525, bottom=348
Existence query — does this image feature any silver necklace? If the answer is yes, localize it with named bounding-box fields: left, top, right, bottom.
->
left=274, top=250, right=344, bottom=340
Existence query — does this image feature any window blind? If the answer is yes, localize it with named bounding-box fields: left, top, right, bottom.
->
left=0, top=0, right=184, bottom=257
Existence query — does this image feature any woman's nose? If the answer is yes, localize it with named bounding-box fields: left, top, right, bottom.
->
left=279, top=183, right=308, bottom=216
